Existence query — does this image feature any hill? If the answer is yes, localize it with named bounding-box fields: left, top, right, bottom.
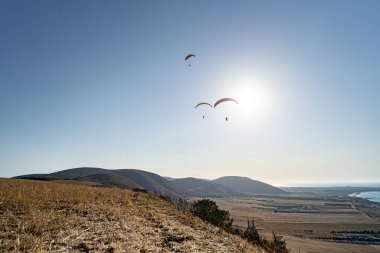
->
left=50, top=167, right=112, bottom=179
left=14, top=167, right=112, bottom=180
left=16, top=167, right=179, bottom=197
left=15, top=167, right=287, bottom=197
left=172, top=177, right=242, bottom=197
left=0, top=178, right=265, bottom=253
left=213, top=176, right=288, bottom=195
left=76, top=173, right=142, bottom=189
left=113, top=169, right=179, bottom=197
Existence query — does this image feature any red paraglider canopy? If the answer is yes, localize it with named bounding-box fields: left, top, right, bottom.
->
left=213, top=98, right=238, bottom=107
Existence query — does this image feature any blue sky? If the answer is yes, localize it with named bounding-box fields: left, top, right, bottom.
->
left=1, top=1, right=379, bottom=186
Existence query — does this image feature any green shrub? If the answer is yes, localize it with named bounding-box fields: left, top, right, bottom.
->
left=190, top=200, right=289, bottom=253
left=191, top=199, right=233, bottom=230
left=132, top=188, right=148, bottom=193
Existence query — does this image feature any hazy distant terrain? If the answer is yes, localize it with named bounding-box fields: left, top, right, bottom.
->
left=15, top=167, right=287, bottom=197
left=282, top=186, right=380, bottom=196
left=172, top=177, right=241, bottom=197
left=214, top=176, right=287, bottom=195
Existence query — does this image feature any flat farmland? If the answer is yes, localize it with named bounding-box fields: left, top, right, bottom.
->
left=216, top=197, right=376, bottom=225
left=206, top=195, right=380, bottom=253
left=283, top=236, right=380, bottom=253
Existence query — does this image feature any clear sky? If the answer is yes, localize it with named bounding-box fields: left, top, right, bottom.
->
left=1, top=1, right=379, bottom=186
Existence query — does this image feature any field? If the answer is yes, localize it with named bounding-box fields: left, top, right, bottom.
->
left=205, top=193, right=380, bottom=253
left=0, top=178, right=265, bottom=253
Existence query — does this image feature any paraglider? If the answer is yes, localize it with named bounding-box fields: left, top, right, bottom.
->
left=195, top=102, right=212, bottom=119
left=213, top=98, right=238, bottom=108
left=185, top=54, right=195, bottom=66
left=195, top=102, right=213, bottom=109
left=213, top=98, right=238, bottom=122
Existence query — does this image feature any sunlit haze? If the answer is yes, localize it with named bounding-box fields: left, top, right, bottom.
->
left=1, top=1, right=379, bottom=186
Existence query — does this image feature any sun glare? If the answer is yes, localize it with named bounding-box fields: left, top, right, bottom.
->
left=226, top=79, right=275, bottom=123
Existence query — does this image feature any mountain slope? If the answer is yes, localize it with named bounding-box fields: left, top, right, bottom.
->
left=15, top=167, right=178, bottom=196
left=172, top=177, right=242, bottom=197
left=50, top=167, right=112, bottom=179
left=213, top=176, right=287, bottom=195
left=76, top=173, right=143, bottom=189
left=113, top=169, right=179, bottom=197
left=0, top=178, right=265, bottom=253
left=14, top=167, right=112, bottom=180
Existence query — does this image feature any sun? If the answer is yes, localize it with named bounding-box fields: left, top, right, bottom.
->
left=229, top=84, right=274, bottom=121
left=216, top=72, right=277, bottom=124
left=239, top=86, right=272, bottom=114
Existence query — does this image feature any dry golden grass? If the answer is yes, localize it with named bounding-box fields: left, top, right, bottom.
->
left=0, top=179, right=265, bottom=253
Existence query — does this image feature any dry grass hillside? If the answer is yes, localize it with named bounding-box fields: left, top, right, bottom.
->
left=0, top=178, right=266, bottom=253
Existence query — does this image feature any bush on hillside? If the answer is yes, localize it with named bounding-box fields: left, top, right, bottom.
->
left=265, top=231, right=289, bottom=253
left=190, top=200, right=289, bottom=253
left=240, top=218, right=290, bottom=253
left=243, top=218, right=262, bottom=245
left=191, top=199, right=233, bottom=230
left=132, top=188, right=148, bottom=193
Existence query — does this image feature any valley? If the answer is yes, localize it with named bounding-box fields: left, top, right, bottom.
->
left=203, top=192, right=380, bottom=253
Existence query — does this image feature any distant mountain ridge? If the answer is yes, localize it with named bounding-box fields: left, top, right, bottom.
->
left=15, top=167, right=287, bottom=197
left=213, top=176, right=287, bottom=195
left=172, top=177, right=242, bottom=197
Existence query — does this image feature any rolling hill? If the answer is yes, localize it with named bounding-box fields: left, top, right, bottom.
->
left=15, top=167, right=180, bottom=197
left=14, top=167, right=112, bottom=180
left=76, top=173, right=142, bottom=189
left=172, top=177, right=242, bottom=197
left=50, top=167, right=111, bottom=179
left=15, top=167, right=287, bottom=197
left=114, top=169, right=179, bottom=197
left=213, top=176, right=287, bottom=195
